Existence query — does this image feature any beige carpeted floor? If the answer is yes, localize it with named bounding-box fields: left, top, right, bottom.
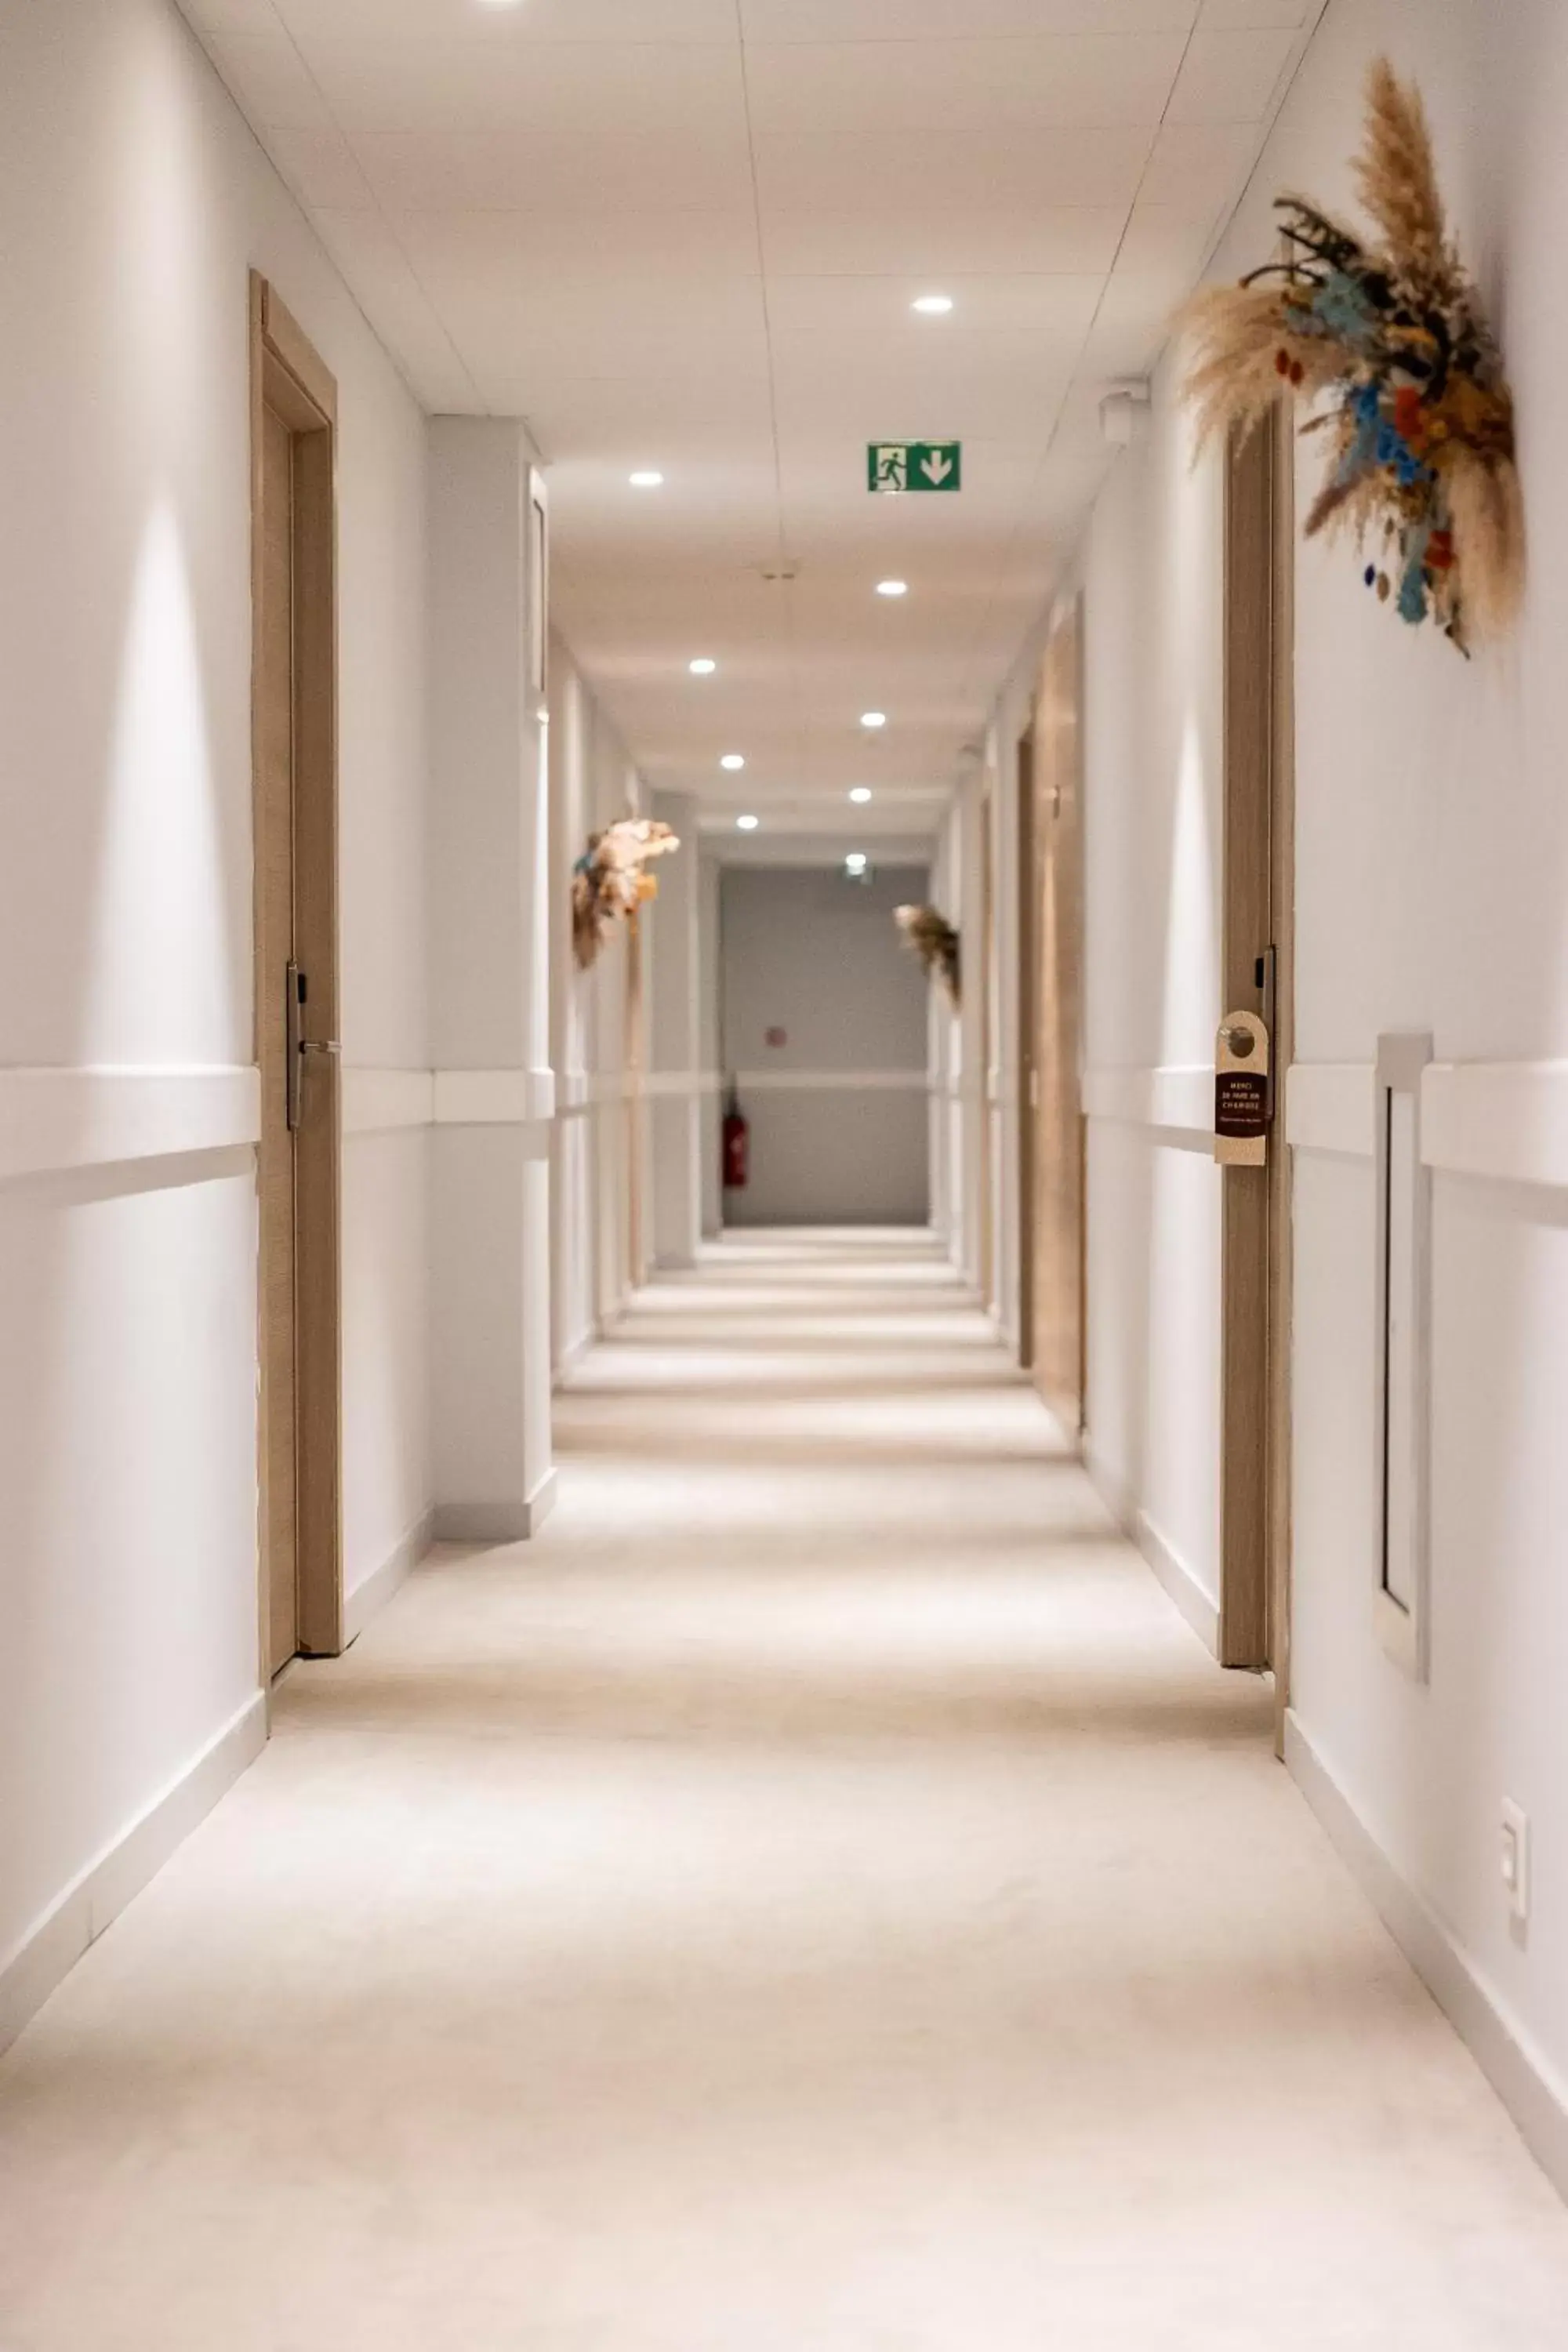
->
left=3, top=1228, right=1567, bottom=2347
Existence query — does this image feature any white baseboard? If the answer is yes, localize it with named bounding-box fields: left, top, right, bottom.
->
left=552, top=1327, right=595, bottom=1388
left=1134, top=1507, right=1221, bottom=1653
left=433, top=1468, right=557, bottom=1546
left=343, top=1509, right=434, bottom=1646
left=0, top=1690, right=267, bottom=2057
left=1084, top=1442, right=1220, bottom=1654
left=1083, top=1438, right=1134, bottom=1526
left=1285, top=1711, right=1568, bottom=2204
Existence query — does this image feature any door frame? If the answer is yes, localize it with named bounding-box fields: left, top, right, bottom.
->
left=1015, top=724, right=1037, bottom=1368
left=1218, top=405, right=1295, bottom=1683
left=626, top=908, right=647, bottom=1287
left=978, top=776, right=996, bottom=1308
left=249, top=272, right=343, bottom=1668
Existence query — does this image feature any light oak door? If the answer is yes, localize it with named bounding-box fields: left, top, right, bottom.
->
left=252, top=275, right=343, bottom=1675
left=1029, top=601, right=1087, bottom=1437
left=1218, top=408, right=1295, bottom=1683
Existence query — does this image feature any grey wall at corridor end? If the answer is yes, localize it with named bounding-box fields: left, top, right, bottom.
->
left=720, top=863, right=931, bottom=1226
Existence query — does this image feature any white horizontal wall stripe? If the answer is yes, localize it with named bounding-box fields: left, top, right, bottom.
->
left=1083, top=1063, right=1212, bottom=1139
left=1288, top=1060, right=1568, bottom=1189
left=1287, top=1063, right=1377, bottom=1160
left=433, top=1067, right=555, bottom=1127
left=0, top=1066, right=260, bottom=1181
left=1421, top=1060, right=1568, bottom=1189
left=342, top=1069, right=435, bottom=1135
left=735, top=1069, right=927, bottom=1094
left=644, top=1069, right=724, bottom=1100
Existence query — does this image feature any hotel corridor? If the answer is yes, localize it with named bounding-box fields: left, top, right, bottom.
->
left=2, top=1232, right=1566, bottom=2348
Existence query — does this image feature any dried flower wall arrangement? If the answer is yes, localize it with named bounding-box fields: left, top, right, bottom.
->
left=572, top=817, right=680, bottom=970
left=1180, top=57, right=1523, bottom=652
left=895, top=903, right=960, bottom=1007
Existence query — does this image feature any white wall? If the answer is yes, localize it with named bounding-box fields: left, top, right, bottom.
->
left=0, top=0, right=430, bottom=2032
left=720, top=864, right=931, bottom=1228
left=1054, top=0, right=1568, bottom=2183
left=1078, top=380, right=1226, bottom=1620
left=427, top=419, right=553, bottom=1545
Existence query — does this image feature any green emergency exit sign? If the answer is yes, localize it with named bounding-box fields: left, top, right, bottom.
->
left=868, top=441, right=962, bottom=493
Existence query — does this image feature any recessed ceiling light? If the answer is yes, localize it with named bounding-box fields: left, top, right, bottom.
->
left=688, top=657, right=717, bottom=675
left=720, top=753, right=746, bottom=771
left=860, top=711, right=887, bottom=730
left=849, top=787, right=873, bottom=804
left=912, top=294, right=953, bottom=316
left=845, top=851, right=869, bottom=872
left=877, top=579, right=909, bottom=598
left=629, top=470, right=664, bottom=488
left=736, top=814, right=760, bottom=832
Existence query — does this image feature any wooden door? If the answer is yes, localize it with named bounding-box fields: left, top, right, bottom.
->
left=1030, top=603, right=1087, bottom=1436
left=251, top=276, right=343, bottom=1673
left=1218, top=408, right=1295, bottom=1682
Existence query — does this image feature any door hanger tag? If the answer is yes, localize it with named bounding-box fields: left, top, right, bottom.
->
left=1214, top=1010, right=1270, bottom=1167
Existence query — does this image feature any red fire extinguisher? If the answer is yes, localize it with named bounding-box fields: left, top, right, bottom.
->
left=722, top=1082, right=750, bottom=1191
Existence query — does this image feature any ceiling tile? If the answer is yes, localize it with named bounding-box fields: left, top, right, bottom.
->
left=743, top=34, right=1186, bottom=138
left=390, top=207, right=759, bottom=282
left=177, top=0, right=285, bottom=30
left=516, top=376, right=776, bottom=456
left=760, top=207, right=1126, bottom=278
left=350, top=124, right=750, bottom=212
left=1166, top=25, right=1298, bottom=122
left=753, top=123, right=1155, bottom=213
left=1113, top=203, right=1225, bottom=276
left=310, top=209, right=480, bottom=408
left=402, top=273, right=771, bottom=387
left=1076, top=268, right=1190, bottom=379
left=740, top=1, right=1196, bottom=36
left=195, top=29, right=332, bottom=130
left=260, top=122, right=371, bottom=209
left=764, top=271, right=1104, bottom=341
left=1137, top=118, right=1262, bottom=210
left=1198, top=0, right=1312, bottom=26
left=300, top=34, right=746, bottom=137
left=270, top=0, right=738, bottom=36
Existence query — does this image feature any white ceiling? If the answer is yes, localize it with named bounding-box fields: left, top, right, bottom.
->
left=182, top=0, right=1323, bottom=839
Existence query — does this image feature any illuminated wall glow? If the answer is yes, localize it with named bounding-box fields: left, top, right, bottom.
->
left=88, top=503, right=235, bottom=1063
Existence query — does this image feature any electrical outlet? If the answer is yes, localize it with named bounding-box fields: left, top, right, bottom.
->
left=1501, top=1799, right=1530, bottom=1929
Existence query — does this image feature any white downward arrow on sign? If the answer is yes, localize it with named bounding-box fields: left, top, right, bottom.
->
left=920, top=451, right=953, bottom=485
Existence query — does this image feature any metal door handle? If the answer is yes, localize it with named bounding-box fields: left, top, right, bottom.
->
left=285, top=960, right=339, bottom=1133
